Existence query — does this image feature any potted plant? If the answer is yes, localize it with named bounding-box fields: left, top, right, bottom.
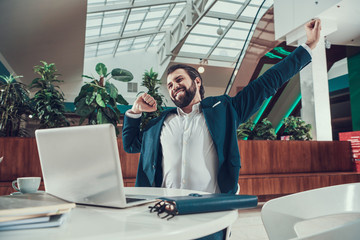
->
left=139, top=68, right=165, bottom=129
left=282, top=116, right=312, bottom=140
left=74, top=63, right=133, bottom=135
left=237, top=119, right=254, bottom=140
left=29, top=61, right=70, bottom=128
left=250, top=118, right=277, bottom=140
left=237, top=118, right=276, bottom=140
left=0, top=74, right=33, bottom=136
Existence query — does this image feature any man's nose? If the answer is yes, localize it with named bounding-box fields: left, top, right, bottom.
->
left=172, top=82, right=180, bottom=90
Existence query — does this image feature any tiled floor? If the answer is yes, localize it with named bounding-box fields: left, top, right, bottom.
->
left=229, top=203, right=269, bottom=240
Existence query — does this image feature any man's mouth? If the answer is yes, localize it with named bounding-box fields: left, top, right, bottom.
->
left=173, top=88, right=185, bottom=98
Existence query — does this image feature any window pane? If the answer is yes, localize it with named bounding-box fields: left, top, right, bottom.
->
left=86, top=28, right=100, bottom=37
left=141, top=20, right=161, bottom=29
left=98, top=41, right=116, bottom=50
left=101, top=25, right=121, bottom=35
left=211, top=1, right=241, bottom=15
left=185, top=34, right=217, bottom=46
left=212, top=47, right=238, bottom=57
left=180, top=44, right=211, bottom=55
left=218, top=39, right=244, bottom=49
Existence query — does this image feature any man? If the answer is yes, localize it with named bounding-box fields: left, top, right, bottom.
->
left=123, top=19, right=321, bottom=194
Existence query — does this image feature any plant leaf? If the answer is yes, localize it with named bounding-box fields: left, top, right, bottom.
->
left=105, top=81, right=118, bottom=99
left=82, top=75, right=96, bottom=80
left=97, top=110, right=103, bottom=124
left=75, top=98, right=95, bottom=117
left=111, top=68, right=133, bottom=82
left=116, top=94, right=128, bottom=105
left=96, top=93, right=106, bottom=107
left=79, top=116, right=86, bottom=125
left=95, top=63, right=107, bottom=77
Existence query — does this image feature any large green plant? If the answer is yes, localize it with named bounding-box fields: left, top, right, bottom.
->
left=0, top=74, right=32, bottom=136
left=74, top=63, right=133, bottom=134
left=237, top=118, right=276, bottom=140
left=139, top=68, right=165, bottom=129
left=283, top=116, right=312, bottom=140
left=30, top=61, right=69, bottom=128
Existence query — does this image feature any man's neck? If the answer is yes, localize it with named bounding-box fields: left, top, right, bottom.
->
left=181, top=96, right=201, bottom=114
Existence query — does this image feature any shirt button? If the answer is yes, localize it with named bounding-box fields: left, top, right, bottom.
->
left=152, top=165, right=155, bottom=169
left=182, top=179, right=186, bottom=184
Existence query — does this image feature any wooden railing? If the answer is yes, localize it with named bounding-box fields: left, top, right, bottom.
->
left=1, top=138, right=359, bottom=200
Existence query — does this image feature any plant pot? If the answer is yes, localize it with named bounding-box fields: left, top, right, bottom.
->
left=281, top=135, right=290, bottom=140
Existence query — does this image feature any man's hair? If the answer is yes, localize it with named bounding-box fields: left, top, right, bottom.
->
left=167, top=64, right=205, bottom=100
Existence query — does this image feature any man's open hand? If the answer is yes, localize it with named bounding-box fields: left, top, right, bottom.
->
left=305, top=19, right=321, bottom=50
left=130, top=93, right=157, bottom=114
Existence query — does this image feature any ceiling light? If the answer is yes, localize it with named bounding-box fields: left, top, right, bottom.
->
left=198, top=66, right=205, bottom=73
left=197, top=59, right=208, bottom=74
left=217, top=18, right=224, bottom=36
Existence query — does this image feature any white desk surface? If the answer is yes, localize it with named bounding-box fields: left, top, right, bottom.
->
left=1, top=187, right=238, bottom=240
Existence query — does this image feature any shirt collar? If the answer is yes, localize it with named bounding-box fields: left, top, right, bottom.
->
left=177, top=102, right=201, bottom=116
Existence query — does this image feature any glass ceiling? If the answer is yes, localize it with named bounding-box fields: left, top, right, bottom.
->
left=85, top=0, right=274, bottom=67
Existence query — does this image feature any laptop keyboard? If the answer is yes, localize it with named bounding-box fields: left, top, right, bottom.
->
left=126, top=197, right=146, bottom=203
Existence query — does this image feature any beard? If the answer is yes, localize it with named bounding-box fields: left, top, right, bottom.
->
left=171, top=80, right=197, bottom=108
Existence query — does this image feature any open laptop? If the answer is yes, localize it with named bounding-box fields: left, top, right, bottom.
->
left=35, top=124, right=154, bottom=208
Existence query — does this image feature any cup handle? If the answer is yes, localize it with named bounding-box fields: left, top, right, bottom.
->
left=12, top=180, right=20, bottom=192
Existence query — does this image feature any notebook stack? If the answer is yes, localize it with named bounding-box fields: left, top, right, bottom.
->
left=0, top=193, right=75, bottom=231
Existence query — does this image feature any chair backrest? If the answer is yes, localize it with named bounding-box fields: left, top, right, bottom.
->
left=261, top=183, right=360, bottom=240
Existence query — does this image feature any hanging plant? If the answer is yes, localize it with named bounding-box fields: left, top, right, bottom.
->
left=74, top=63, right=133, bottom=135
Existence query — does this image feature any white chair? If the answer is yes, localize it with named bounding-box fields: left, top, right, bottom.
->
left=261, top=183, right=360, bottom=240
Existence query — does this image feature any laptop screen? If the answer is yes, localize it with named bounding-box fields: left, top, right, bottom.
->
left=35, top=124, right=127, bottom=206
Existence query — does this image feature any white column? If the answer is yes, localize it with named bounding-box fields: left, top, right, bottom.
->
left=299, top=36, right=333, bottom=140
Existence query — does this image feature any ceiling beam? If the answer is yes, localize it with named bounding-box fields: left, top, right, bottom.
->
left=112, top=0, right=134, bottom=57
left=205, top=11, right=254, bottom=23
left=88, top=0, right=186, bottom=13
left=176, top=52, right=235, bottom=62
left=85, top=28, right=167, bottom=44
left=145, top=4, right=176, bottom=51
left=158, top=0, right=218, bottom=65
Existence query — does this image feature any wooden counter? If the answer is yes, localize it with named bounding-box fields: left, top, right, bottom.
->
left=1, top=138, right=359, bottom=200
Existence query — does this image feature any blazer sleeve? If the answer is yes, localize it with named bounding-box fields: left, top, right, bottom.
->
left=230, top=45, right=312, bottom=124
left=122, top=114, right=143, bottom=153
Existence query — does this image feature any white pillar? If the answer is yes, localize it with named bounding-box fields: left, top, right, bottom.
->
left=299, top=36, right=333, bottom=140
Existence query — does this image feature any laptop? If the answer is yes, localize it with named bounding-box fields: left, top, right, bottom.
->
left=35, top=124, right=154, bottom=208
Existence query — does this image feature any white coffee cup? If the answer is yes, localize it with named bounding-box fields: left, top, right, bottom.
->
left=12, top=177, right=41, bottom=194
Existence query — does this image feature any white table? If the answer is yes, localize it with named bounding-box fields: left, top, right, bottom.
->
left=1, top=187, right=238, bottom=240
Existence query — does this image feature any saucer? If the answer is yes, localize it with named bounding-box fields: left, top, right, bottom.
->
left=10, top=190, right=45, bottom=196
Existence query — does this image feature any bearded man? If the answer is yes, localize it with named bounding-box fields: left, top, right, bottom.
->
left=122, top=19, right=321, bottom=239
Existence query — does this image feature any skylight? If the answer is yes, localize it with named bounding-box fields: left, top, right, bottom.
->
left=85, top=0, right=274, bottom=66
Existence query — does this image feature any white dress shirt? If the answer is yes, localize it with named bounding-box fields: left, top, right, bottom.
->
left=125, top=103, right=220, bottom=193
left=159, top=103, right=220, bottom=193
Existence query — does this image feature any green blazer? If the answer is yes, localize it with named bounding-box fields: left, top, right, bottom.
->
left=122, top=46, right=311, bottom=193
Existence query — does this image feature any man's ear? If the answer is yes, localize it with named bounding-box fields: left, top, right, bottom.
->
left=195, top=77, right=201, bottom=86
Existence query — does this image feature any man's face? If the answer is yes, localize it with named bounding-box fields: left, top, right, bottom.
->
left=167, top=69, right=197, bottom=108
